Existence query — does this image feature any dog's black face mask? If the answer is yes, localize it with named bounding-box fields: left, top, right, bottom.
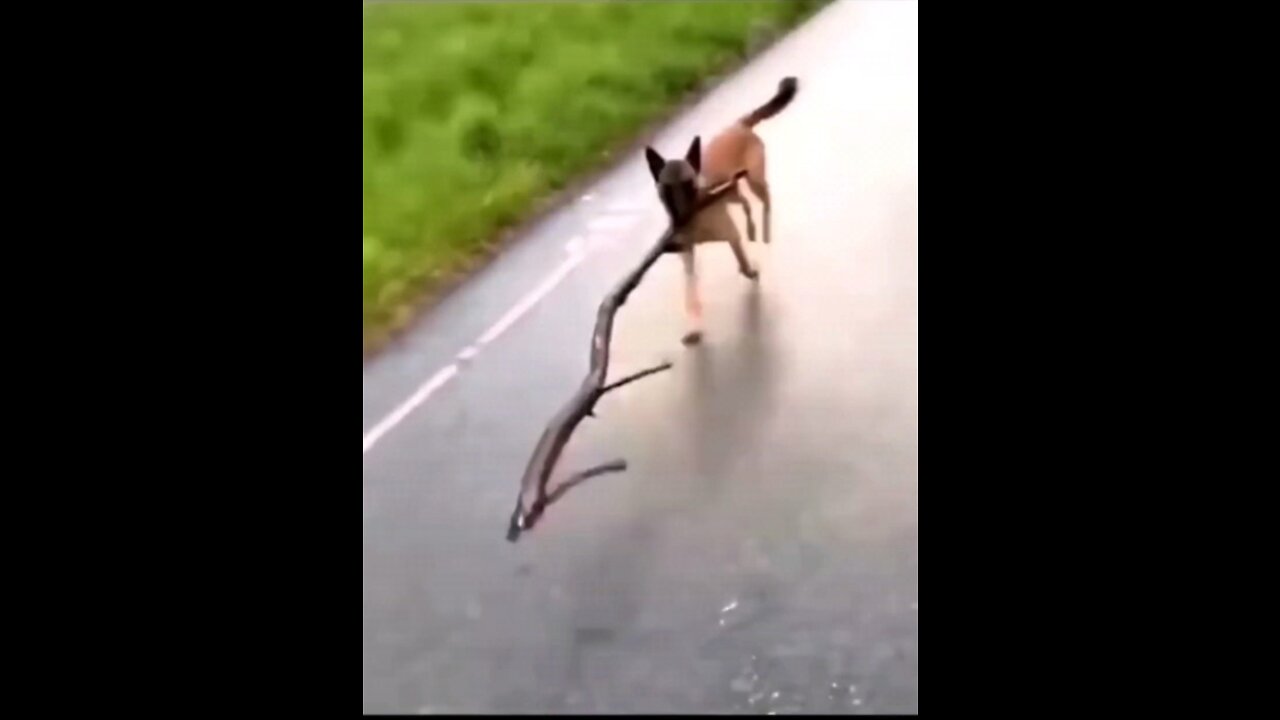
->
left=645, top=137, right=701, bottom=225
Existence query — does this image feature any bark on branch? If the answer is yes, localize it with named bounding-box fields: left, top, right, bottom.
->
left=507, top=170, right=748, bottom=542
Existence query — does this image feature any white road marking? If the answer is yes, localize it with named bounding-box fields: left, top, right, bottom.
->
left=362, top=364, right=459, bottom=454
left=476, top=252, right=583, bottom=346
left=363, top=199, right=650, bottom=456
left=586, top=215, right=639, bottom=233
left=363, top=246, right=589, bottom=456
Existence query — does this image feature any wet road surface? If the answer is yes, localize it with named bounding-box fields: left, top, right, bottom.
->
left=363, top=0, right=918, bottom=713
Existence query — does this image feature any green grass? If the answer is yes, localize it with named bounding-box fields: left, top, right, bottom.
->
left=363, top=0, right=826, bottom=351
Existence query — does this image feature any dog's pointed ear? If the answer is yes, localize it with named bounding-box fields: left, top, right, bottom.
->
left=685, top=136, right=702, bottom=173
left=644, top=146, right=665, bottom=182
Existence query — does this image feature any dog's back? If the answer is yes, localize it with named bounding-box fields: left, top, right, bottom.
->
left=700, top=77, right=798, bottom=188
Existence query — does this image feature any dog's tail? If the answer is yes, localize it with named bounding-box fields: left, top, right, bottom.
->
left=740, top=76, right=798, bottom=128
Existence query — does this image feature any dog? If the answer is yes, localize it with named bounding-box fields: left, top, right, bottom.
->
left=644, top=76, right=798, bottom=345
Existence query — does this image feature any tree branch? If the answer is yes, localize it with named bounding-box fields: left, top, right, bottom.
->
left=601, top=362, right=673, bottom=396
left=545, top=459, right=628, bottom=505
left=506, top=169, right=749, bottom=542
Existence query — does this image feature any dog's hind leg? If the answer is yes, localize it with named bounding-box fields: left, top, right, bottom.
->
left=731, top=183, right=758, bottom=243
left=727, top=232, right=758, bottom=281
left=746, top=177, right=772, bottom=245
left=742, top=140, right=773, bottom=244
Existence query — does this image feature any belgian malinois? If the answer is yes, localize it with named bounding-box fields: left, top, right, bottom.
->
left=644, top=76, right=798, bottom=345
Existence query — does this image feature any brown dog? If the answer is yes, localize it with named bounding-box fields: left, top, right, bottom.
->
left=645, top=77, right=798, bottom=345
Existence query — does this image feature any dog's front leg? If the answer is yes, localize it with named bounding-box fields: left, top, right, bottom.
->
left=681, top=247, right=703, bottom=345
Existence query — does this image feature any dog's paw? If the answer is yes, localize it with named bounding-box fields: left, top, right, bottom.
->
left=741, top=267, right=759, bottom=281
left=681, top=330, right=703, bottom=346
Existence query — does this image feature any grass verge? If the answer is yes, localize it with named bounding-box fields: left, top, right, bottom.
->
left=363, top=0, right=827, bottom=354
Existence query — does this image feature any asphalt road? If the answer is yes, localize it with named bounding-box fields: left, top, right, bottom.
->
left=362, top=1, right=918, bottom=713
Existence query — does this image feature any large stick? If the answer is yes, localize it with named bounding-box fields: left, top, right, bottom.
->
left=507, top=170, right=748, bottom=541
